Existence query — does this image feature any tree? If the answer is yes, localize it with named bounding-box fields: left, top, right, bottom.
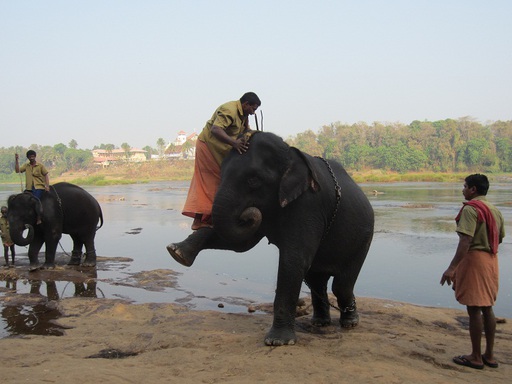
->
left=121, top=143, right=131, bottom=160
left=156, top=138, right=166, bottom=158
left=54, top=143, right=67, bottom=155
left=289, top=130, right=322, bottom=156
left=181, top=140, right=194, bottom=159
left=69, top=139, right=78, bottom=149
left=63, top=149, right=93, bottom=170
left=142, top=145, right=154, bottom=160
left=105, top=143, right=115, bottom=156
left=0, top=152, right=14, bottom=174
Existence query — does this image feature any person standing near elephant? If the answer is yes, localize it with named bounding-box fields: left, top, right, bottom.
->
left=440, top=174, right=505, bottom=370
left=182, top=92, right=261, bottom=230
left=0, top=206, right=16, bottom=266
left=15, top=150, right=50, bottom=199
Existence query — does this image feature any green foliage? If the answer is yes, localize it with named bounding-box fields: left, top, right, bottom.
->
left=289, top=118, right=512, bottom=173
left=2, top=118, right=511, bottom=180
left=68, top=175, right=145, bottom=186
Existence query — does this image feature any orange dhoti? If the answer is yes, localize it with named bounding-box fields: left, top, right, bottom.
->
left=454, top=250, right=499, bottom=307
left=182, top=140, right=221, bottom=223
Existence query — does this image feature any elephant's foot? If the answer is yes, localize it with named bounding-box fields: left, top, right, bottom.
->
left=68, top=254, right=82, bottom=266
left=41, top=263, right=56, bottom=270
left=339, top=301, right=359, bottom=328
left=28, top=263, right=41, bottom=272
left=81, top=260, right=96, bottom=267
left=264, top=326, right=297, bottom=346
left=311, top=316, right=332, bottom=327
left=82, top=251, right=97, bottom=267
left=166, top=242, right=197, bottom=267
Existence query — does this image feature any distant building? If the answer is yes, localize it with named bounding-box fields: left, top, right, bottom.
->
left=164, top=131, right=198, bottom=159
left=92, top=148, right=147, bottom=167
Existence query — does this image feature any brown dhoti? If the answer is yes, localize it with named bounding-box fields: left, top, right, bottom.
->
left=454, top=250, right=499, bottom=307
left=182, top=140, right=221, bottom=221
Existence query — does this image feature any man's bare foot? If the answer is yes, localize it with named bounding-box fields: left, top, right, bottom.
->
left=191, top=221, right=213, bottom=230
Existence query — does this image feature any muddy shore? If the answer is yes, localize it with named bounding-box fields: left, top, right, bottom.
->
left=1, top=263, right=511, bottom=383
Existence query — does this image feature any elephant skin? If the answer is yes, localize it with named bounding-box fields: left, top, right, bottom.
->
left=8, top=182, right=103, bottom=270
left=168, top=131, right=374, bottom=346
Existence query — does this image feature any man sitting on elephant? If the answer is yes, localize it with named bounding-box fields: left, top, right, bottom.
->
left=182, top=92, right=261, bottom=230
left=15, top=150, right=50, bottom=199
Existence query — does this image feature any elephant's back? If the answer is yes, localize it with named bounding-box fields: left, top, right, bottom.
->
left=52, top=182, right=99, bottom=206
left=52, top=182, right=102, bottom=226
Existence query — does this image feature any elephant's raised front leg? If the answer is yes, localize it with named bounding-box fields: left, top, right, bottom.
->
left=167, top=228, right=263, bottom=267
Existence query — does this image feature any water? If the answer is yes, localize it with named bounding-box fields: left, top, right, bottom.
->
left=1, top=180, right=511, bottom=337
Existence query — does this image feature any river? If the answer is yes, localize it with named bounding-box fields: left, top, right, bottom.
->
left=1, top=180, right=511, bottom=337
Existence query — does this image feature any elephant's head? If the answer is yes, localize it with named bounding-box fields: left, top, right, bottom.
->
left=212, top=131, right=320, bottom=243
left=7, top=192, right=43, bottom=246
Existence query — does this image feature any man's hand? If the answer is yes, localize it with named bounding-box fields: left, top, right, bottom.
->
left=232, top=138, right=249, bottom=154
left=440, top=267, right=455, bottom=286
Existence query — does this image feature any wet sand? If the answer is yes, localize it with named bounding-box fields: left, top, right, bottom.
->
left=1, top=265, right=511, bottom=383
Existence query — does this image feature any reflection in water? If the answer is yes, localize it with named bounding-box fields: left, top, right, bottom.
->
left=2, top=281, right=66, bottom=336
left=0, top=269, right=100, bottom=337
left=1, top=278, right=99, bottom=337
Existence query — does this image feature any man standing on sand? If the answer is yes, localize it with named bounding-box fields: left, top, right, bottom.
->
left=441, top=174, right=505, bottom=370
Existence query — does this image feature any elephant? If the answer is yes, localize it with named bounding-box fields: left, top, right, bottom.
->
left=7, top=182, right=103, bottom=270
left=167, top=131, right=374, bottom=346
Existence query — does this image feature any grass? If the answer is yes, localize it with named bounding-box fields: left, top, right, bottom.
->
left=65, top=175, right=146, bottom=186
left=350, top=171, right=473, bottom=183
left=6, top=160, right=511, bottom=186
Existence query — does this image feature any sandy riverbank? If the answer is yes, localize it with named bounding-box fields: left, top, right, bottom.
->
left=1, top=285, right=511, bottom=383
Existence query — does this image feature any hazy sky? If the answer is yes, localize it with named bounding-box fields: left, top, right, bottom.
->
left=1, top=1, right=511, bottom=150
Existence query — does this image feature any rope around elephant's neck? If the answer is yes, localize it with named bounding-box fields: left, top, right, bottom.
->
left=315, top=157, right=341, bottom=239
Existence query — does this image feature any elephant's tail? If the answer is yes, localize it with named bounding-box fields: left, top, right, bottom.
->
left=96, top=209, right=104, bottom=231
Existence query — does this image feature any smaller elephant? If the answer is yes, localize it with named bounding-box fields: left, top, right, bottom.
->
left=8, top=182, right=103, bottom=270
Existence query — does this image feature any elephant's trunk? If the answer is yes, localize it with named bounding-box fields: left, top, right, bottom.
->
left=10, top=224, right=34, bottom=246
left=213, top=204, right=262, bottom=244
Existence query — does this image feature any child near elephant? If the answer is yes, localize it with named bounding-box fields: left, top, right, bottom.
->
left=0, top=206, right=15, bottom=267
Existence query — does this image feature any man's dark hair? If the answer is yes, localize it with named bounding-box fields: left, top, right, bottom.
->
left=26, top=150, right=36, bottom=158
left=465, top=173, right=489, bottom=195
left=240, top=92, right=261, bottom=106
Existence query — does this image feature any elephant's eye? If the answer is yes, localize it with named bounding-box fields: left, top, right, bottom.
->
left=247, top=176, right=261, bottom=189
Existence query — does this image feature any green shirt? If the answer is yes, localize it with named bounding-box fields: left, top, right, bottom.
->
left=19, top=162, right=49, bottom=190
left=198, top=100, right=248, bottom=166
left=456, top=196, right=505, bottom=253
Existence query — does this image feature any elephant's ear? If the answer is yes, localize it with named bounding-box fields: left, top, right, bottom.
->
left=279, top=147, right=321, bottom=207
left=7, top=194, right=16, bottom=205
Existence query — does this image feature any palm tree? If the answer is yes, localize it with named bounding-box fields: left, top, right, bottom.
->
left=121, top=142, right=131, bottom=160
left=156, top=138, right=166, bottom=158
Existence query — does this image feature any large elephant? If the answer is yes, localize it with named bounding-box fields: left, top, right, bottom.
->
left=167, top=131, right=374, bottom=346
left=8, top=182, right=103, bottom=270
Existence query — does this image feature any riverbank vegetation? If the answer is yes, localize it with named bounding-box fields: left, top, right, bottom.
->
left=1, top=117, right=511, bottom=185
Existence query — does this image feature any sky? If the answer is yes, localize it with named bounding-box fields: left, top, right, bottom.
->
left=1, top=0, right=511, bottom=150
